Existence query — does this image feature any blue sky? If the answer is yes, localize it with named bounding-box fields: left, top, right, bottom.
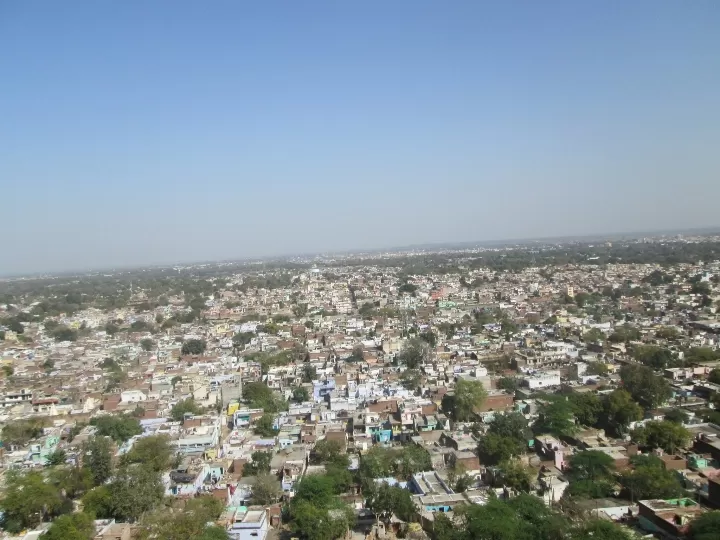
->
left=1, top=1, right=719, bottom=273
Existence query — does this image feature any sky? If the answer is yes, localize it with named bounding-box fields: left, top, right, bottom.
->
left=1, top=1, right=720, bottom=274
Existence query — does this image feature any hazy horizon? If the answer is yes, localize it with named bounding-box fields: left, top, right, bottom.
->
left=2, top=2, right=719, bottom=275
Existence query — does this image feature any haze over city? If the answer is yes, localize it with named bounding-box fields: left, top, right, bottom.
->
left=2, top=1, right=719, bottom=274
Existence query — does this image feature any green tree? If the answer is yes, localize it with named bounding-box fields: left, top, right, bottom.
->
left=708, top=368, right=720, bottom=385
left=443, top=378, right=488, bottom=422
left=40, top=512, right=95, bottom=540
left=181, top=338, right=207, bottom=355
left=292, top=386, right=310, bottom=402
left=0, top=469, right=64, bottom=532
left=251, top=474, right=282, bottom=505
left=137, top=496, right=226, bottom=540
left=396, top=338, right=429, bottom=369
left=313, top=439, right=350, bottom=469
left=620, top=364, right=672, bottom=409
left=619, top=455, right=683, bottom=501
left=632, top=345, right=675, bottom=369
left=242, top=451, right=272, bottom=476
left=566, top=450, right=616, bottom=498
left=302, top=364, right=317, bottom=383
left=602, top=389, right=643, bottom=436
left=123, top=434, right=175, bottom=472
left=665, top=408, right=689, bottom=424
left=83, top=435, right=114, bottom=486
left=689, top=511, right=720, bottom=540
left=366, top=482, right=415, bottom=522
left=632, top=420, right=690, bottom=454
left=477, top=433, right=523, bottom=465
left=232, top=331, right=254, bottom=349
left=400, top=368, right=422, bottom=391
left=583, top=328, right=605, bottom=343
left=568, top=392, right=603, bottom=427
left=571, top=519, right=634, bottom=540
left=584, top=362, right=609, bottom=377
left=418, top=330, right=437, bottom=348
left=170, top=398, right=205, bottom=421
left=497, top=377, right=519, bottom=392
left=140, top=338, right=155, bottom=352
left=45, top=449, right=68, bottom=467
left=107, top=465, right=164, bottom=522
left=254, top=413, right=278, bottom=437
left=48, top=465, right=93, bottom=499
left=534, top=398, right=577, bottom=437
left=496, top=460, right=534, bottom=492
left=90, top=415, right=142, bottom=443
left=2, top=418, right=45, bottom=446
left=105, top=322, right=120, bottom=336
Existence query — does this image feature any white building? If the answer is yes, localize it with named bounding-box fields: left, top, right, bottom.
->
left=523, top=371, right=561, bottom=389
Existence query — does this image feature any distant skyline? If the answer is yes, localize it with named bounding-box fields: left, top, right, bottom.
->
left=2, top=1, right=720, bottom=275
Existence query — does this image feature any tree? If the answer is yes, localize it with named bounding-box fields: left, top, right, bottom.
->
left=367, top=482, right=415, bottom=522
left=292, top=386, right=310, bottom=403
left=443, top=378, right=487, bottom=422
left=137, top=496, right=226, bottom=540
left=232, top=331, right=254, bottom=350
left=396, top=338, right=429, bottom=369
left=181, top=339, right=206, bottom=355
left=632, top=345, right=675, bottom=370
left=83, top=436, right=114, bottom=486
left=534, top=398, right=577, bottom=438
left=584, top=362, right=609, bottom=377
left=709, top=368, right=720, bottom=385
left=566, top=450, right=616, bottom=498
left=7, top=318, right=24, bottom=334
left=302, top=364, right=317, bottom=383
left=632, top=420, right=690, bottom=454
left=90, top=415, right=142, bottom=443
left=313, top=439, right=349, bottom=469
left=571, top=519, right=634, bottom=540
left=497, top=377, right=519, bottom=393
left=45, top=449, right=68, bottom=467
left=609, top=324, right=641, bottom=343
left=689, top=511, right=720, bottom=540
left=123, top=434, right=175, bottom=472
left=170, top=398, right=205, bottom=421
left=254, top=413, right=278, bottom=437
left=400, top=369, right=422, bottom=391
left=48, top=465, right=93, bottom=499
left=665, top=408, right=690, bottom=425
left=291, top=473, right=356, bottom=540
left=568, top=392, right=603, bottom=427
left=105, top=322, right=120, bottom=336
left=52, top=326, right=78, bottom=342
left=418, top=330, right=437, bottom=348
left=140, top=338, right=155, bottom=352
left=0, top=469, right=64, bottom=532
left=496, top=460, right=534, bottom=492
left=43, top=358, right=56, bottom=372
left=619, top=455, right=683, bottom=501
left=620, top=364, right=672, bottom=409
left=583, top=328, right=605, bottom=343
left=40, top=512, right=95, bottom=540
left=242, top=451, right=272, bottom=476
left=602, top=389, right=643, bottom=436
left=2, top=418, right=45, bottom=446
left=477, top=434, right=521, bottom=465
left=252, top=474, right=282, bottom=505
left=107, top=465, right=164, bottom=522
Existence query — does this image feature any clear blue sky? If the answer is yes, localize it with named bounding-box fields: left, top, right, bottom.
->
left=2, top=1, right=719, bottom=274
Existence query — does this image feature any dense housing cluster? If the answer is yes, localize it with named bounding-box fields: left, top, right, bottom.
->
left=2, top=234, right=720, bottom=539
